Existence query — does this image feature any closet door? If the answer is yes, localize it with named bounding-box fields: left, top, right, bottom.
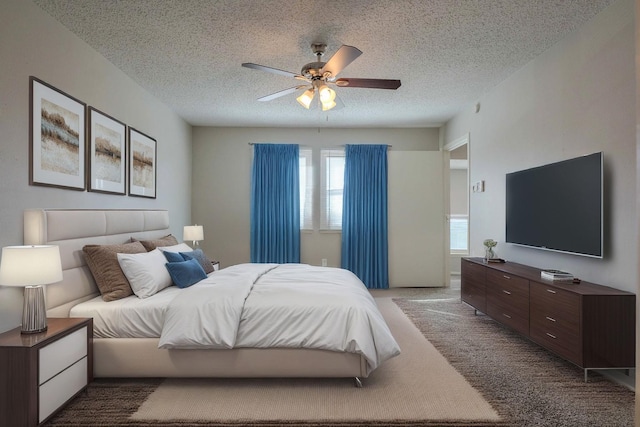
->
left=388, top=151, right=445, bottom=287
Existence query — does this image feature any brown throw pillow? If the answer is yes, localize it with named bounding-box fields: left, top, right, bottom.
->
left=132, top=234, right=179, bottom=251
left=83, top=241, right=147, bottom=301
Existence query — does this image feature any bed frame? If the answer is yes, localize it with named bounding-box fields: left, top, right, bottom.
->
left=24, top=209, right=367, bottom=384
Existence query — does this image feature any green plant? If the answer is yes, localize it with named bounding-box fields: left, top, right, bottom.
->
left=483, top=239, right=497, bottom=249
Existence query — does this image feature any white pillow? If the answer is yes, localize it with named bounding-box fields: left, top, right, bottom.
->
left=117, top=249, right=173, bottom=298
left=157, top=243, right=193, bottom=253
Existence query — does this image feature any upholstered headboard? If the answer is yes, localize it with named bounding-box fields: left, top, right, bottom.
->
left=23, top=209, right=171, bottom=316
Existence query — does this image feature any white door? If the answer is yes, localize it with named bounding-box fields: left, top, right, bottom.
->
left=388, top=151, right=446, bottom=287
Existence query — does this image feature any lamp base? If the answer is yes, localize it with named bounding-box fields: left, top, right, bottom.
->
left=21, top=285, right=47, bottom=334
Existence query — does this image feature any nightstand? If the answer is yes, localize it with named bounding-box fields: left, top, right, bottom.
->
left=0, top=317, right=93, bottom=426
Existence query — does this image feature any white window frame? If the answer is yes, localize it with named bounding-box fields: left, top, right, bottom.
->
left=450, top=214, right=469, bottom=254
left=320, top=148, right=345, bottom=231
left=299, top=147, right=313, bottom=231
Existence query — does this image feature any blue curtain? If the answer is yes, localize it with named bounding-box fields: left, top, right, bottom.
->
left=341, top=144, right=388, bottom=289
left=250, top=144, right=300, bottom=263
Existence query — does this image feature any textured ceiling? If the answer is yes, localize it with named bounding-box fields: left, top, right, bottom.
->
left=34, top=0, right=615, bottom=128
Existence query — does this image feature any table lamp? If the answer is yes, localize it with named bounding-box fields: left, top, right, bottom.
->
left=0, top=245, right=63, bottom=334
left=183, top=225, right=204, bottom=248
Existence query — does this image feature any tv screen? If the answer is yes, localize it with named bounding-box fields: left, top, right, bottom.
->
left=505, top=152, right=603, bottom=258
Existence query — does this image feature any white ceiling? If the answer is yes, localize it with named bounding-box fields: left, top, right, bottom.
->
left=34, top=0, right=615, bottom=128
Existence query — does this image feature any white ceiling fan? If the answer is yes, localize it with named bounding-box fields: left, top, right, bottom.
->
left=242, top=43, right=401, bottom=111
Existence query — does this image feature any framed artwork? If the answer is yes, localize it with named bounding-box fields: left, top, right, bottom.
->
left=30, top=76, right=86, bottom=190
left=88, top=107, right=127, bottom=194
left=128, top=127, right=157, bottom=198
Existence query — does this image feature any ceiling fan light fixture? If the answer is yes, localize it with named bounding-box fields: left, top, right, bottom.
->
left=321, top=100, right=337, bottom=111
left=318, top=84, right=336, bottom=103
left=244, top=43, right=401, bottom=111
left=296, top=88, right=314, bottom=109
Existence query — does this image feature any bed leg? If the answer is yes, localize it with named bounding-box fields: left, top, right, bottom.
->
left=354, top=377, right=363, bottom=388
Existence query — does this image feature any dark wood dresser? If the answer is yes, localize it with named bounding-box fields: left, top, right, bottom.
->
left=461, top=257, right=635, bottom=380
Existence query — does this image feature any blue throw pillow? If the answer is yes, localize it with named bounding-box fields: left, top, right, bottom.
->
left=162, top=250, right=184, bottom=263
left=165, top=258, right=207, bottom=288
left=180, top=249, right=214, bottom=274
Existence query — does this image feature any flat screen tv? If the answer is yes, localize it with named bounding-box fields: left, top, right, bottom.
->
left=505, top=152, right=603, bottom=258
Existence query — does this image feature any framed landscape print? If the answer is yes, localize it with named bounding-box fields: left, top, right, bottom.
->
left=88, top=107, right=127, bottom=194
left=30, top=76, right=86, bottom=190
left=128, top=127, right=157, bottom=198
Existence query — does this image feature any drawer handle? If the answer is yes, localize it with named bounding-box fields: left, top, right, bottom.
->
left=502, top=290, right=511, bottom=295
left=503, top=313, right=512, bottom=319
left=546, top=316, right=556, bottom=322
left=546, top=333, right=557, bottom=339
left=503, top=275, right=511, bottom=280
left=546, top=289, right=557, bottom=294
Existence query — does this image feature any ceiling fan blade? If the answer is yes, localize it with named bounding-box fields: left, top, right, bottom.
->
left=321, top=45, right=362, bottom=77
left=257, top=85, right=308, bottom=102
left=242, top=63, right=302, bottom=79
left=335, top=78, right=401, bottom=90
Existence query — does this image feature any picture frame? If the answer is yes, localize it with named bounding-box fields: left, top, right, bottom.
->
left=30, top=76, right=86, bottom=190
left=128, top=127, right=157, bottom=198
left=88, top=107, right=127, bottom=195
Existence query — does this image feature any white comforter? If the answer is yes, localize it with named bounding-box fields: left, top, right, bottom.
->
left=158, top=263, right=400, bottom=374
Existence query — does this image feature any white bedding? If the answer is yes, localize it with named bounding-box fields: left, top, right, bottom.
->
left=71, top=263, right=401, bottom=374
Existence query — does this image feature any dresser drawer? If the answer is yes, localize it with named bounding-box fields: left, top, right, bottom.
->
left=461, top=260, right=487, bottom=312
left=486, top=301, right=529, bottom=335
left=530, top=316, right=582, bottom=365
left=486, top=271, right=529, bottom=313
left=486, top=270, right=528, bottom=296
left=462, top=259, right=486, bottom=280
left=39, top=326, right=88, bottom=384
left=39, top=357, right=88, bottom=423
left=486, top=270, right=529, bottom=335
left=530, top=282, right=580, bottom=324
left=530, top=281, right=582, bottom=364
left=462, top=281, right=486, bottom=312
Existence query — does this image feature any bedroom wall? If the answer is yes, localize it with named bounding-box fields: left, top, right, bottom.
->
left=0, top=0, right=192, bottom=333
left=191, top=127, right=440, bottom=269
left=444, top=0, right=636, bottom=294
left=635, top=0, right=639, bottom=415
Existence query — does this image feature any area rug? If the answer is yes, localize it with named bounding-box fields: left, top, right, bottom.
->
left=129, top=298, right=500, bottom=425
left=393, top=297, right=635, bottom=427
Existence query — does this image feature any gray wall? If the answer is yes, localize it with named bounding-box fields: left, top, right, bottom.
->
left=445, top=0, right=636, bottom=293
left=635, top=0, right=639, bottom=414
left=0, top=0, right=192, bottom=333
left=191, top=127, right=440, bottom=268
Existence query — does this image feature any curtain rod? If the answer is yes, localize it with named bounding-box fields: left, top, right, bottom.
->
left=248, top=143, right=392, bottom=148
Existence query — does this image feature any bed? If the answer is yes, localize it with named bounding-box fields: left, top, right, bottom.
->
left=24, top=209, right=400, bottom=385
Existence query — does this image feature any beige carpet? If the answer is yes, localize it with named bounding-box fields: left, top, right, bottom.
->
left=131, top=298, right=501, bottom=424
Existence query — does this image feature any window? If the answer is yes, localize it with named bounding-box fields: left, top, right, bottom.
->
left=450, top=215, right=468, bottom=253
left=320, top=149, right=345, bottom=230
left=299, top=148, right=313, bottom=230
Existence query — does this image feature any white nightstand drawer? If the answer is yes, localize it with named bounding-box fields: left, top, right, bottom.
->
left=39, top=356, right=87, bottom=423
left=39, top=326, right=87, bottom=384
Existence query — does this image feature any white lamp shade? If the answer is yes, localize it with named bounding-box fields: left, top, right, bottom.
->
left=319, top=85, right=336, bottom=103
left=296, top=89, right=314, bottom=109
left=0, top=245, right=63, bottom=287
left=183, top=225, right=204, bottom=242
left=322, top=100, right=337, bottom=111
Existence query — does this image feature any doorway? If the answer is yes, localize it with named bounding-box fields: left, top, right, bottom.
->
left=444, top=134, right=469, bottom=284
